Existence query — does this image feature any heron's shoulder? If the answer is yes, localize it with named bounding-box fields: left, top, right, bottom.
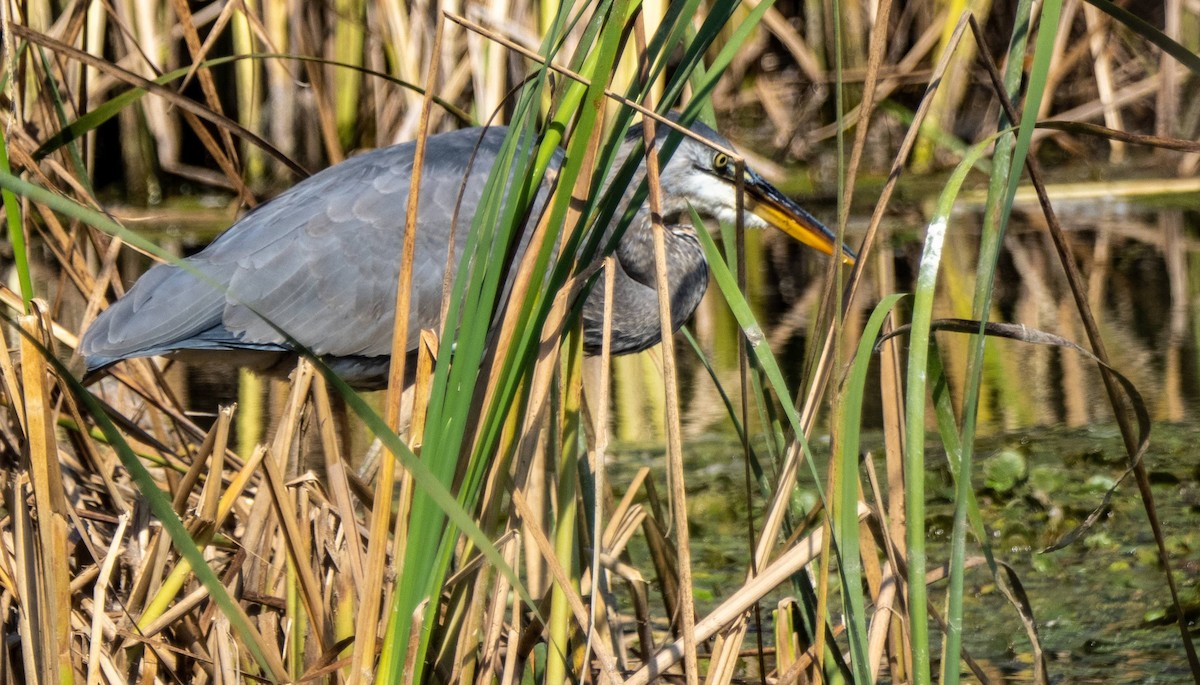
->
left=331, top=126, right=513, bottom=176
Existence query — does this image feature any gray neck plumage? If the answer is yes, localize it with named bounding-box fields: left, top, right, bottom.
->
left=579, top=153, right=710, bottom=355
left=615, top=213, right=709, bottom=321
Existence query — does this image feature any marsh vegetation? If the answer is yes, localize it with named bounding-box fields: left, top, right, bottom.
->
left=0, top=0, right=1198, bottom=683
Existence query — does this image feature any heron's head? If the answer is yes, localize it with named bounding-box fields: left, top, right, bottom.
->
left=649, top=119, right=856, bottom=264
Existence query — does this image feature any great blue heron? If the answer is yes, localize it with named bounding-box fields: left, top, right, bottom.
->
left=80, top=118, right=853, bottom=388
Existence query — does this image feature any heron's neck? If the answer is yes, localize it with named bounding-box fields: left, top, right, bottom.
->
left=579, top=145, right=710, bottom=354
left=617, top=216, right=709, bottom=330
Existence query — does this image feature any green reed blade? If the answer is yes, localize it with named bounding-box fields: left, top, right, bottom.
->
left=944, top=0, right=1061, bottom=680
left=691, top=206, right=826, bottom=503
left=906, top=131, right=1004, bottom=685
left=836, top=292, right=905, bottom=682
left=1085, top=0, right=1200, bottom=74
left=0, top=138, right=31, bottom=312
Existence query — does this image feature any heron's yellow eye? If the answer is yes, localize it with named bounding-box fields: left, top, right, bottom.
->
left=712, top=152, right=730, bottom=172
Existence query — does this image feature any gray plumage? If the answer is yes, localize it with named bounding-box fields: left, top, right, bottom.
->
left=80, top=119, right=845, bottom=388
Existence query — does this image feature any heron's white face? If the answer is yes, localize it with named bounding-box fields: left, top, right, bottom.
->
left=679, top=166, right=771, bottom=229
left=646, top=127, right=848, bottom=260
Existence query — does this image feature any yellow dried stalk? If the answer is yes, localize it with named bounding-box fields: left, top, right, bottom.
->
left=312, top=372, right=365, bottom=588
left=20, top=307, right=74, bottom=685
left=641, top=104, right=700, bottom=685
left=774, top=598, right=800, bottom=676
left=509, top=488, right=623, bottom=681
left=479, top=533, right=522, bottom=676
left=627, top=505, right=871, bottom=684
left=137, top=406, right=233, bottom=631
left=261, top=398, right=328, bottom=651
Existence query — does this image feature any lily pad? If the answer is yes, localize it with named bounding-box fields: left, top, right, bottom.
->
left=985, top=448, right=1028, bottom=494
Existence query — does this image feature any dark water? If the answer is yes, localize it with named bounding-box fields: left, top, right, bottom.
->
left=611, top=198, right=1200, bottom=442
left=930, top=423, right=1200, bottom=683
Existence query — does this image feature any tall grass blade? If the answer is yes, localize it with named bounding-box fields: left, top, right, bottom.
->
left=378, top=12, right=573, bottom=675
left=835, top=292, right=905, bottom=682
left=905, top=131, right=1004, bottom=685
left=942, top=4, right=1060, bottom=682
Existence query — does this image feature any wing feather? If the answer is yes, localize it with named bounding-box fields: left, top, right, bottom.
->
left=81, top=127, right=512, bottom=368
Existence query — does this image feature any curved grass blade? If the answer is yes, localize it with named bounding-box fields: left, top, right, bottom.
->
left=10, top=23, right=307, bottom=178
left=33, top=52, right=474, bottom=162
left=691, top=207, right=845, bottom=683
left=835, top=292, right=905, bottom=682
left=0, top=172, right=163, bottom=259
left=886, top=316, right=1152, bottom=552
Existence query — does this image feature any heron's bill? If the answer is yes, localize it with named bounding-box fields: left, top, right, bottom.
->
left=746, top=182, right=855, bottom=265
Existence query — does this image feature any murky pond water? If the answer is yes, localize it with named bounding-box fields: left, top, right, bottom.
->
left=597, top=195, right=1200, bottom=681
left=609, top=421, right=1200, bottom=683
left=622, top=197, right=1200, bottom=442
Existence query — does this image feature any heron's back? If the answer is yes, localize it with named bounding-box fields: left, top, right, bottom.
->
left=80, top=127, right=527, bottom=384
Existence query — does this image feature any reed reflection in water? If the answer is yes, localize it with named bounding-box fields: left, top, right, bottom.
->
left=616, top=200, right=1198, bottom=442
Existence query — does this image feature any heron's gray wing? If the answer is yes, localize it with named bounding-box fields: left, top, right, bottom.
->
left=81, top=126, right=546, bottom=369
left=78, top=258, right=242, bottom=368
left=215, top=127, right=505, bottom=357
